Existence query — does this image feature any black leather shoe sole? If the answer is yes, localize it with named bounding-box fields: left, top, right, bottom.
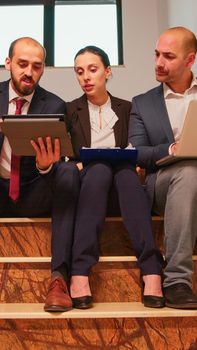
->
left=72, top=295, right=93, bottom=309
left=165, top=301, right=197, bottom=309
left=44, top=304, right=73, bottom=312
left=143, top=295, right=165, bottom=308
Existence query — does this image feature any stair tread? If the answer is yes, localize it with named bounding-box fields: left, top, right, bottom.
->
left=0, top=217, right=52, bottom=223
left=0, top=302, right=196, bottom=319
left=0, top=256, right=137, bottom=263
left=0, top=255, right=197, bottom=263
left=0, top=216, right=163, bottom=223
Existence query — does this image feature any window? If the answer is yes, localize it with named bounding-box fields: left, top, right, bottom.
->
left=0, top=4, right=43, bottom=65
left=0, top=0, right=123, bottom=67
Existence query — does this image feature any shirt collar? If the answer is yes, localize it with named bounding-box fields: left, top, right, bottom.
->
left=88, top=96, right=111, bottom=110
left=9, top=81, right=34, bottom=104
left=164, top=75, right=197, bottom=98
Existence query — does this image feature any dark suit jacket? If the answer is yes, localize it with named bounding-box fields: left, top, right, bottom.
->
left=128, top=84, right=175, bottom=208
left=0, top=80, right=67, bottom=183
left=65, top=94, right=131, bottom=160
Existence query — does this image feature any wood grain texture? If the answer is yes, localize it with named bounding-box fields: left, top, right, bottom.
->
left=0, top=318, right=196, bottom=350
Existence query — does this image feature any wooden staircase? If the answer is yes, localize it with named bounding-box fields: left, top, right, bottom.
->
left=0, top=217, right=197, bottom=350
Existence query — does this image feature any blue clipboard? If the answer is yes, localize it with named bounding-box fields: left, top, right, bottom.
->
left=80, top=148, right=138, bottom=166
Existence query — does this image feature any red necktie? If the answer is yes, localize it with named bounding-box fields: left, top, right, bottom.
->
left=9, top=98, right=26, bottom=202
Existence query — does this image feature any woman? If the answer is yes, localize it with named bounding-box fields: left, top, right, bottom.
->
left=66, top=46, right=164, bottom=309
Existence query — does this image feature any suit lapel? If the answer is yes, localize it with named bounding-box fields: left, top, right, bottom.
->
left=153, top=85, right=175, bottom=143
left=110, top=95, right=123, bottom=146
left=0, top=81, right=9, bottom=148
left=0, top=81, right=9, bottom=116
left=0, top=81, right=45, bottom=115
left=28, top=86, right=46, bottom=114
left=77, top=95, right=91, bottom=146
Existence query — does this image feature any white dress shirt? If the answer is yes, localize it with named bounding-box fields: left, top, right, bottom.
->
left=88, top=97, right=118, bottom=148
left=164, top=76, right=197, bottom=143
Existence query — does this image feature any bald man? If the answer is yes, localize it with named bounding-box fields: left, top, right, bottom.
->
left=0, top=37, right=80, bottom=312
left=129, top=27, right=197, bottom=309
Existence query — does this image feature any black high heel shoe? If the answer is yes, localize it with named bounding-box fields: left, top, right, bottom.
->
left=70, top=275, right=93, bottom=309
left=141, top=278, right=165, bottom=308
left=72, top=295, right=93, bottom=309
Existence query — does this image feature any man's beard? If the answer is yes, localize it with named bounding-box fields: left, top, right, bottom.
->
left=10, top=73, right=37, bottom=96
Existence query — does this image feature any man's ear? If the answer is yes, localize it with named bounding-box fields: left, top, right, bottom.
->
left=5, top=57, right=11, bottom=71
left=186, top=52, right=196, bottom=68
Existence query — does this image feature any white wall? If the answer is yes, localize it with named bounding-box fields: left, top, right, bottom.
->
left=0, top=0, right=196, bottom=101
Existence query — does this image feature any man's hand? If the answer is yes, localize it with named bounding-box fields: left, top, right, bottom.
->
left=30, top=136, right=60, bottom=170
left=136, top=166, right=145, bottom=184
left=171, top=142, right=178, bottom=155
left=76, top=162, right=83, bottom=171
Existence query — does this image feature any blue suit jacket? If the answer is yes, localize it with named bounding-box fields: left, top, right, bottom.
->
left=128, top=84, right=175, bottom=208
left=0, top=80, right=67, bottom=183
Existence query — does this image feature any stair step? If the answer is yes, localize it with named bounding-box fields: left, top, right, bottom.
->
left=1, top=219, right=195, bottom=257
left=0, top=216, right=164, bottom=223
left=0, top=261, right=141, bottom=303
left=1, top=260, right=196, bottom=304
left=0, top=217, right=51, bottom=223
left=0, top=216, right=166, bottom=257
left=0, top=256, right=138, bottom=263
left=1, top=255, right=197, bottom=263
left=0, top=302, right=196, bottom=319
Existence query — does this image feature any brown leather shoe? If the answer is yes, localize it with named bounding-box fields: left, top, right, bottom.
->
left=44, top=276, right=72, bottom=312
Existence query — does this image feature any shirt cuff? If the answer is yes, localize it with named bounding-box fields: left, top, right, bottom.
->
left=36, top=163, right=53, bottom=174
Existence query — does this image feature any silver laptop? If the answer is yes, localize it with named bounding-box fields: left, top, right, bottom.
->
left=156, top=100, right=197, bottom=166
